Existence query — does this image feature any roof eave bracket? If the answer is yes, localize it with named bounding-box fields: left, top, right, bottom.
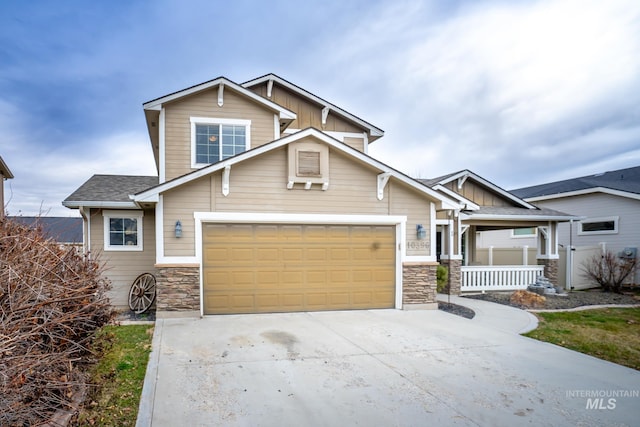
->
left=267, top=79, right=274, bottom=98
left=377, top=172, right=392, bottom=200
left=222, top=165, right=231, bottom=196
left=218, top=83, right=224, bottom=107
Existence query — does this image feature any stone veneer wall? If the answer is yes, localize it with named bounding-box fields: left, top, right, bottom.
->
left=156, top=266, right=200, bottom=311
left=439, top=259, right=461, bottom=295
left=402, top=262, right=438, bottom=307
left=538, top=259, right=559, bottom=286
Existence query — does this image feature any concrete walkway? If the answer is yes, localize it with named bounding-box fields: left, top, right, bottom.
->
left=137, top=299, right=640, bottom=427
left=436, top=294, right=539, bottom=334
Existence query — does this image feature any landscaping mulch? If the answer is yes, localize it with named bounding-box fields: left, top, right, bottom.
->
left=438, top=302, right=475, bottom=319
left=464, top=289, right=640, bottom=310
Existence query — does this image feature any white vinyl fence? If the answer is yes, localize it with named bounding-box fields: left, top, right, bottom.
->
left=461, top=265, right=545, bottom=293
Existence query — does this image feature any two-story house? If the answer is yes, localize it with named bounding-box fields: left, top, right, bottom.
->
left=64, top=74, right=576, bottom=314
left=64, top=74, right=468, bottom=316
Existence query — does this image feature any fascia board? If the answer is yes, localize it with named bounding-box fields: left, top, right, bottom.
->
left=432, top=184, right=480, bottom=210
left=524, top=187, right=640, bottom=202
left=242, top=74, right=384, bottom=137
left=143, top=77, right=297, bottom=121
left=460, top=213, right=584, bottom=222
left=62, top=201, right=138, bottom=209
left=438, top=170, right=535, bottom=209
left=133, top=128, right=461, bottom=209
left=0, top=157, right=14, bottom=179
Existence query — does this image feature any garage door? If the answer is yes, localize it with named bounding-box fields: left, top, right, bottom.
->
left=202, top=223, right=396, bottom=314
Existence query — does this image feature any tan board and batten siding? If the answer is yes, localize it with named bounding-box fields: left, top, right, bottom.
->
left=249, top=84, right=365, bottom=135
left=444, top=180, right=512, bottom=207
left=202, top=223, right=396, bottom=314
left=88, top=208, right=157, bottom=309
left=163, top=88, right=277, bottom=181
left=162, top=142, right=432, bottom=258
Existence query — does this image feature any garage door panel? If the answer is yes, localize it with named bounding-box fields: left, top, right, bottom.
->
left=282, top=294, right=304, bottom=307
left=282, top=248, right=303, bottom=261
left=256, top=248, right=278, bottom=262
left=203, top=223, right=395, bottom=314
left=329, top=293, right=350, bottom=305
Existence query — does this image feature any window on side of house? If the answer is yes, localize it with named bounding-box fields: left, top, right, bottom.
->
left=103, top=210, right=144, bottom=251
left=191, top=117, right=251, bottom=167
left=512, top=227, right=536, bottom=238
left=578, top=216, right=618, bottom=235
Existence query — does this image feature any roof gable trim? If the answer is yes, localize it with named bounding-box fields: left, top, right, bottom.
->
left=437, top=170, right=536, bottom=209
left=242, top=74, right=384, bottom=138
left=143, top=77, right=297, bottom=121
left=524, top=187, right=640, bottom=202
left=133, top=128, right=460, bottom=209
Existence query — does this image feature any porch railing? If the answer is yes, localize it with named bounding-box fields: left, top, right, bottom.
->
left=460, top=265, right=545, bottom=292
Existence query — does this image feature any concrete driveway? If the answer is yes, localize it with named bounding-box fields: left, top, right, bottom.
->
left=138, top=302, right=640, bottom=426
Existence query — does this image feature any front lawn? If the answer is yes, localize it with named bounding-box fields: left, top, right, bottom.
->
left=76, top=324, right=154, bottom=426
left=524, top=308, right=640, bottom=370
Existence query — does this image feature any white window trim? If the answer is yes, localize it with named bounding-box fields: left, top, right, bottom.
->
left=578, top=216, right=619, bottom=236
left=511, top=227, right=537, bottom=238
left=190, top=117, right=251, bottom=168
left=103, top=210, right=144, bottom=251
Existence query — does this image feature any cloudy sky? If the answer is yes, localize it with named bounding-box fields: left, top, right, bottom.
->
left=1, top=0, right=639, bottom=216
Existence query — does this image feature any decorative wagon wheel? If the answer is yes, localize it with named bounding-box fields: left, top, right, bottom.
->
left=128, top=273, right=157, bottom=314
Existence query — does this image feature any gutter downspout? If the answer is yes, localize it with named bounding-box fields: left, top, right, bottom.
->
left=80, top=206, right=91, bottom=259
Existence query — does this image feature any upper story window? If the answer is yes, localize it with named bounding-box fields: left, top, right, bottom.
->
left=191, top=117, right=251, bottom=167
left=103, top=210, right=143, bottom=251
left=578, top=216, right=618, bottom=235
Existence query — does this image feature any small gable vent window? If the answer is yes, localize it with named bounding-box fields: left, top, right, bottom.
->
left=287, top=141, right=329, bottom=189
left=298, top=151, right=321, bottom=176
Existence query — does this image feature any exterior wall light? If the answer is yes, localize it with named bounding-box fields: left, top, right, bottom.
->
left=175, top=220, right=182, bottom=238
left=416, top=224, right=426, bottom=240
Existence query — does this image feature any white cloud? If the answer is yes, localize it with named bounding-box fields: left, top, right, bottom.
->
left=5, top=130, right=156, bottom=217
left=307, top=0, right=640, bottom=187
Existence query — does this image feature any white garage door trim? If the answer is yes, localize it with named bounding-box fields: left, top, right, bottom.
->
left=194, top=212, right=407, bottom=316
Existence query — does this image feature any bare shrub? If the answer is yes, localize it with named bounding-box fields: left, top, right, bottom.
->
left=0, top=217, right=114, bottom=426
left=581, top=250, right=637, bottom=293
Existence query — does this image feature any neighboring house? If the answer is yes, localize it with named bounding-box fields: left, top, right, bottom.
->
left=480, top=166, right=640, bottom=286
left=1, top=155, right=14, bottom=218
left=63, top=74, right=574, bottom=314
left=8, top=216, right=83, bottom=248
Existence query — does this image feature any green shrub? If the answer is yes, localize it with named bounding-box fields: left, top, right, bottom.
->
left=436, top=265, right=448, bottom=293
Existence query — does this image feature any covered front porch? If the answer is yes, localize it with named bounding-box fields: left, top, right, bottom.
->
left=437, top=207, right=577, bottom=294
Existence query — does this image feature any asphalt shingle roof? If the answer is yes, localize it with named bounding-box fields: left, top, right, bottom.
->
left=512, top=166, right=640, bottom=199
left=64, top=175, right=159, bottom=203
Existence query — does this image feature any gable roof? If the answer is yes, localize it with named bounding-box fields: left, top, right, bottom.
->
left=133, top=128, right=461, bottom=211
left=0, top=156, right=14, bottom=179
left=513, top=166, right=640, bottom=201
left=143, top=76, right=297, bottom=121
left=8, top=216, right=83, bottom=243
left=242, top=73, right=384, bottom=142
left=63, top=175, right=159, bottom=209
left=419, top=169, right=536, bottom=210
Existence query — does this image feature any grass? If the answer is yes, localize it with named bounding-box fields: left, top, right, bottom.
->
left=524, top=308, right=640, bottom=370
left=77, top=324, right=154, bottom=426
